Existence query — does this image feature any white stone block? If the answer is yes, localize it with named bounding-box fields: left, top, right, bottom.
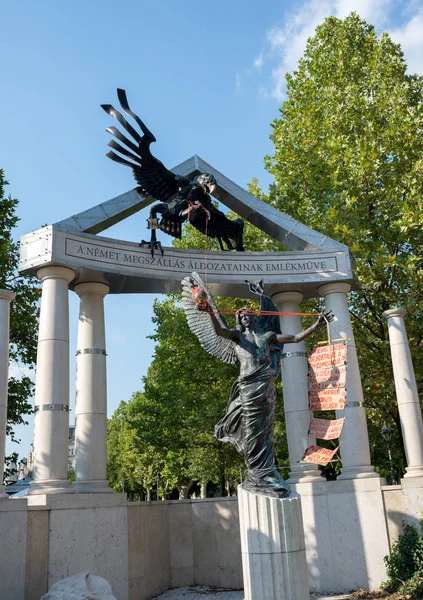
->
left=238, top=486, right=310, bottom=600
left=42, top=494, right=129, bottom=600
left=0, top=500, right=27, bottom=600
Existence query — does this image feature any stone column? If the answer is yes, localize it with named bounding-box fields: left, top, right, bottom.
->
left=73, top=282, right=112, bottom=493
left=383, top=308, right=423, bottom=477
left=272, top=291, right=323, bottom=483
left=29, top=266, right=75, bottom=495
left=0, top=290, right=15, bottom=499
left=239, top=487, right=310, bottom=599
left=318, top=283, right=377, bottom=479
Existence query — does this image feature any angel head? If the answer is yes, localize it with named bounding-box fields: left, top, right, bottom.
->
left=236, top=308, right=256, bottom=332
left=196, top=173, right=217, bottom=194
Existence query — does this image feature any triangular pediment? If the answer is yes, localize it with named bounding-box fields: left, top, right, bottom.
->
left=55, top=155, right=345, bottom=252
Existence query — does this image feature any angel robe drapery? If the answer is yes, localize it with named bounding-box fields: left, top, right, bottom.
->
left=214, top=346, right=282, bottom=483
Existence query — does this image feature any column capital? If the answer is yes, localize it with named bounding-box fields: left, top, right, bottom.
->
left=37, top=266, right=75, bottom=284
left=74, top=282, right=110, bottom=298
left=0, top=290, right=15, bottom=303
left=383, top=307, right=407, bottom=320
left=272, top=291, right=304, bottom=306
left=318, top=282, right=351, bottom=297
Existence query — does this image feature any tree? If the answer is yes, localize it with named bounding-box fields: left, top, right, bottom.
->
left=0, top=170, right=40, bottom=475
left=257, top=12, right=423, bottom=476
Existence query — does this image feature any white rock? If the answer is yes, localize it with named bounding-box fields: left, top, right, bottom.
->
left=41, top=571, right=117, bottom=600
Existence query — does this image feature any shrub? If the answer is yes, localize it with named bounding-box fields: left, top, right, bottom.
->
left=383, top=516, right=423, bottom=598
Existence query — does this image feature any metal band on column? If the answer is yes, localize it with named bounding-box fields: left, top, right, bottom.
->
left=34, top=404, right=70, bottom=412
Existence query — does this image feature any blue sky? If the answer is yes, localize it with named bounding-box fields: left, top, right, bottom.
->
left=2, top=0, right=423, bottom=461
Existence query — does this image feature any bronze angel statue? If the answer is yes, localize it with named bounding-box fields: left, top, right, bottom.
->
left=181, top=272, right=333, bottom=498
left=101, top=89, right=244, bottom=255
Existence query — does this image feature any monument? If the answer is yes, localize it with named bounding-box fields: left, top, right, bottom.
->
left=182, top=273, right=333, bottom=598
left=4, top=88, right=416, bottom=599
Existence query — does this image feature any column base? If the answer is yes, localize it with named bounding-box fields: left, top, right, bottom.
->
left=0, top=486, right=9, bottom=500
left=28, top=479, right=74, bottom=495
left=72, top=480, right=113, bottom=494
left=238, top=485, right=310, bottom=600
left=338, top=465, right=379, bottom=480
left=404, top=466, right=423, bottom=478
left=287, top=463, right=324, bottom=484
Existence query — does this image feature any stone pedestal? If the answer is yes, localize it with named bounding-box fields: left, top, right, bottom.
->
left=73, top=283, right=112, bottom=493
left=383, top=308, right=423, bottom=478
left=0, top=290, right=15, bottom=499
left=238, top=486, right=310, bottom=600
left=272, top=291, right=323, bottom=483
left=29, top=267, right=75, bottom=495
left=318, top=283, right=377, bottom=479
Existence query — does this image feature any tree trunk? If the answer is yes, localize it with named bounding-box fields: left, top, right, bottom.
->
left=219, top=475, right=226, bottom=497
left=201, top=482, right=207, bottom=498
left=178, top=486, right=189, bottom=499
left=393, top=409, right=407, bottom=476
left=178, top=479, right=195, bottom=499
left=146, top=489, right=151, bottom=502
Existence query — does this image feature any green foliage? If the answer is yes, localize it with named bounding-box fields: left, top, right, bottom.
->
left=383, top=517, right=423, bottom=598
left=0, top=170, right=40, bottom=477
left=67, top=467, right=76, bottom=484
left=257, top=12, right=423, bottom=473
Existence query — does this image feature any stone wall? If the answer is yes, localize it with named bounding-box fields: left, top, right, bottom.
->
left=1, top=481, right=422, bottom=600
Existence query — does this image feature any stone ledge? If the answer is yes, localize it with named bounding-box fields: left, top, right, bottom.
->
left=0, top=498, right=29, bottom=511
left=26, top=492, right=128, bottom=509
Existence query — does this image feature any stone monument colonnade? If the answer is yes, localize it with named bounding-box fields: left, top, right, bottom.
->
left=17, top=155, right=379, bottom=495
left=5, top=155, right=422, bottom=598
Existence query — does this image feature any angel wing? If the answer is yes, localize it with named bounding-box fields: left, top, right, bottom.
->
left=181, top=272, right=238, bottom=365
left=101, top=89, right=191, bottom=202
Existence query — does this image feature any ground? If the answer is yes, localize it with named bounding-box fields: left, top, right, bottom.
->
left=152, top=586, right=402, bottom=599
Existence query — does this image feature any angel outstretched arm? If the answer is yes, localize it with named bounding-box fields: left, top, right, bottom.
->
left=271, top=311, right=334, bottom=344
left=204, top=304, right=241, bottom=343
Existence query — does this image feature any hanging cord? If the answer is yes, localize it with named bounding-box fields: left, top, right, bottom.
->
left=195, top=307, right=323, bottom=317
left=187, top=201, right=211, bottom=285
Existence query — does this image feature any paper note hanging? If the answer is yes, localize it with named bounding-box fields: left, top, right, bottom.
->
left=309, top=417, right=345, bottom=440
left=309, top=387, right=347, bottom=410
left=303, top=445, right=339, bottom=466
left=308, top=343, right=347, bottom=369
left=308, top=342, right=347, bottom=410
left=309, top=364, right=347, bottom=389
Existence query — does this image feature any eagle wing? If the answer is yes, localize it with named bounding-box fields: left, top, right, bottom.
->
left=101, top=89, right=190, bottom=202
left=181, top=272, right=238, bottom=365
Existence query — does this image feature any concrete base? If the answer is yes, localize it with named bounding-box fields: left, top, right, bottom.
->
left=292, top=477, right=390, bottom=593
left=287, top=466, right=324, bottom=484
left=71, top=480, right=113, bottom=494
left=238, top=486, right=310, bottom=600
left=404, top=466, right=423, bottom=478
left=28, top=479, right=74, bottom=495
left=337, top=465, right=379, bottom=480
left=400, top=476, right=423, bottom=531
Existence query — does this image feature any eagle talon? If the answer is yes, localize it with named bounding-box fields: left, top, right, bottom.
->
left=139, top=240, right=163, bottom=257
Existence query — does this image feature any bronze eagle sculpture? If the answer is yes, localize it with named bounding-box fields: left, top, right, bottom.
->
left=101, top=89, right=244, bottom=255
